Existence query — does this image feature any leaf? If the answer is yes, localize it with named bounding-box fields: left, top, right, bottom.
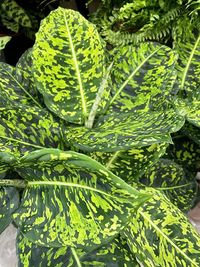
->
left=106, top=42, right=178, bottom=114
left=67, top=109, right=184, bottom=152
left=90, top=143, right=168, bottom=183
left=0, top=62, right=42, bottom=108
left=180, top=122, right=200, bottom=145
left=17, top=234, right=139, bottom=267
left=140, top=158, right=198, bottom=212
left=13, top=148, right=150, bottom=249
left=174, top=33, right=200, bottom=95
left=166, top=137, right=200, bottom=172
left=122, top=188, right=200, bottom=267
left=0, top=105, right=61, bottom=155
left=0, top=36, right=11, bottom=50
left=0, top=187, right=19, bottom=234
left=32, top=7, right=106, bottom=125
left=1, top=0, right=32, bottom=28
left=0, top=152, right=16, bottom=179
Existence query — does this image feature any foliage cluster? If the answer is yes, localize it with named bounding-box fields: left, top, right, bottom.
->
left=0, top=3, right=200, bottom=267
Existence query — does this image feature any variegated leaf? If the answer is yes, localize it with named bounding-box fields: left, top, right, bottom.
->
left=90, top=143, right=167, bottom=182
left=106, top=42, right=178, bottom=113
left=166, top=137, right=200, bottom=172
left=0, top=152, right=16, bottom=179
left=174, top=33, right=200, bottom=95
left=0, top=106, right=61, bottom=156
left=0, top=36, right=11, bottom=50
left=67, top=109, right=184, bottom=152
left=180, top=122, right=200, bottom=146
left=32, top=7, right=107, bottom=125
left=141, top=158, right=198, bottom=212
left=17, top=234, right=138, bottom=267
left=1, top=0, right=32, bottom=28
left=0, top=187, right=19, bottom=234
left=13, top=148, right=150, bottom=249
left=122, top=188, right=200, bottom=267
left=0, top=62, right=42, bottom=108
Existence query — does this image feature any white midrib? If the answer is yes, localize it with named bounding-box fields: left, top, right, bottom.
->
left=109, top=46, right=164, bottom=106
left=63, top=11, right=87, bottom=120
left=71, top=247, right=82, bottom=267
left=139, top=210, right=199, bottom=266
left=181, top=35, right=200, bottom=89
left=106, top=151, right=121, bottom=170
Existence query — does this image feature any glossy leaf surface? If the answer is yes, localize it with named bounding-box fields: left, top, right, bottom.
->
left=68, top=109, right=184, bottom=152
left=123, top=188, right=200, bottom=267
left=32, top=7, right=106, bottom=124
left=14, top=149, right=149, bottom=248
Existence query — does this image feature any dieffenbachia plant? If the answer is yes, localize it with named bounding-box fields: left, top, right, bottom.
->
left=0, top=7, right=200, bottom=266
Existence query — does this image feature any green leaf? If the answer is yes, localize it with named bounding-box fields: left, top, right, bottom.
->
left=32, top=7, right=106, bottom=125
left=0, top=36, right=11, bottom=50
left=13, top=149, right=150, bottom=249
left=17, top=234, right=139, bottom=267
left=0, top=62, right=42, bottom=108
left=166, top=137, right=200, bottom=172
left=67, top=109, right=184, bottom=152
left=122, top=188, right=200, bottom=267
left=180, top=122, right=200, bottom=146
left=1, top=0, right=32, bottom=28
left=0, top=187, right=19, bottom=234
left=141, top=158, right=198, bottom=212
left=174, top=33, right=200, bottom=94
left=106, top=42, right=178, bottom=113
left=90, top=143, right=167, bottom=182
left=0, top=105, right=61, bottom=155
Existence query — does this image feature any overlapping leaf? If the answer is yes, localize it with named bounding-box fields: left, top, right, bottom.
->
left=0, top=106, right=61, bottom=155
left=180, top=122, right=200, bottom=145
left=67, top=109, right=184, bottom=152
left=0, top=36, right=11, bottom=50
left=141, top=158, right=198, bottom=212
left=13, top=148, right=150, bottom=249
left=0, top=187, right=19, bottom=234
left=32, top=7, right=107, bottom=125
left=122, top=188, right=200, bottom=267
left=17, top=234, right=138, bottom=267
left=106, top=42, right=178, bottom=114
left=90, top=143, right=167, bottom=183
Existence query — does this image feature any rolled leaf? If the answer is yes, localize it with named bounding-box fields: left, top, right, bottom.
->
left=67, top=109, right=184, bottom=152
left=13, top=149, right=150, bottom=249
left=123, top=188, right=200, bottom=267
left=32, top=7, right=107, bottom=124
left=141, top=158, right=198, bottom=212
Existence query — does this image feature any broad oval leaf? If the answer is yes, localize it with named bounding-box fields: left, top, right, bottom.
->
left=32, top=7, right=106, bottom=124
left=106, top=42, right=178, bottom=113
left=17, top=234, right=139, bottom=267
left=67, top=109, right=184, bottom=152
left=140, top=158, right=198, bottom=212
left=122, top=188, right=200, bottom=267
left=13, top=149, right=150, bottom=249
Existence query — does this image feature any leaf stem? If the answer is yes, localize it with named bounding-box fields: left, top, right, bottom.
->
left=85, top=62, right=113, bottom=129
left=0, top=179, right=27, bottom=188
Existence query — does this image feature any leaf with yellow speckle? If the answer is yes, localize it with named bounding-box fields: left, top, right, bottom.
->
left=180, top=122, right=200, bottom=146
left=0, top=36, right=11, bottom=50
left=89, top=143, right=167, bottom=183
left=32, top=7, right=107, bottom=125
left=17, top=233, right=139, bottom=267
left=0, top=187, right=19, bottom=234
left=140, top=158, right=198, bottom=212
left=67, top=109, right=184, bottom=152
left=13, top=148, right=150, bottom=249
left=122, top=187, right=200, bottom=267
